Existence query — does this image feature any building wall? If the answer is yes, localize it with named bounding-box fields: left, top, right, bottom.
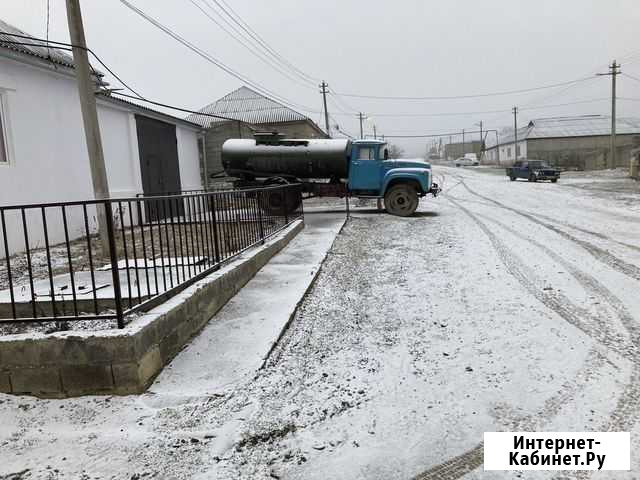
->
left=0, top=55, right=201, bottom=256
left=444, top=140, right=483, bottom=160
left=526, top=135, right=637, bottom=170
left=486, top=141, right=527, bottom=165
left=201, top=119, right=326, bottom=186
left=486, top=134, right=639, bottom=169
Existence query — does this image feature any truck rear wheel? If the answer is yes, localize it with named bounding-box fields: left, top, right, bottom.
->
left=259, top=186, right=301, bottom=216
left=384, top=184, right=419, bottom=217
left=509, top=175, right=516, bottom=181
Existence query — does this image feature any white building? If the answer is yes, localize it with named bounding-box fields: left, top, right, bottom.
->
left=485, top=115, right=640, bottom=169
left=0, top=20, right=202, bottom=254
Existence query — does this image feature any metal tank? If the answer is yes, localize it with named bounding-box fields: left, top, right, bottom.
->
left=222, top=135, right=352, bottom=180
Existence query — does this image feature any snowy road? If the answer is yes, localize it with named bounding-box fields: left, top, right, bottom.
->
left=1, top=167, right=640, bottom=479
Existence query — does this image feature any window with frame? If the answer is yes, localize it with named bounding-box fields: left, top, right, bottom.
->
left=0, top=94, right=7, bottom=164
left=357, top=147, right=376, bottom=160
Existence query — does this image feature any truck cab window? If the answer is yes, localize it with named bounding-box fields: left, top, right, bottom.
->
left=357, top=147, right=375, bottom=160
left=382, top=147, right=389, bottom=160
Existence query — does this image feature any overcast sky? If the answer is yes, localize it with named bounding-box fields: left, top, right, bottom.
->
left=4, top=0, right=640, bottom=155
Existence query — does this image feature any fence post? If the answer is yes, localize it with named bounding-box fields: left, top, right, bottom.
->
left=283, top=185, right=289, bottom=224
left=257, top=190, right=265, bottom=244
left=210, top=195, right=221, bottom=263
left=104, top=201, right=125, bottom=328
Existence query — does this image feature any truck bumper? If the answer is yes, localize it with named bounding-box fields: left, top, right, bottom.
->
left=429, top=183, right=442, bottom=197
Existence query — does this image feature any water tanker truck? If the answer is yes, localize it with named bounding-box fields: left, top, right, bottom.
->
left=221, top=133, right=440, bottom=217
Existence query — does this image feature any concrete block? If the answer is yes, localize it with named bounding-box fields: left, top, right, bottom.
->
left=137, top=346, right=162, bottom=387
left=61, top=364, right=114, bottom=394
left=0, top=372, right=11, bottom=393
left=159, top=330, right=181, bottom=363
left=112, top=362, right=140, bottom=391
left=11, top=366, right=62, bottom=395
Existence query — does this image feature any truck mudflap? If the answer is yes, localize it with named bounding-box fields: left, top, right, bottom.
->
left=429, top=182, right=442, bottom=197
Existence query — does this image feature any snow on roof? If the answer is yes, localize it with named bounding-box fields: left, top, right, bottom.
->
left=186, top=86, right=311, bottom=127
left=492, top=115, right=640, bottom=147
left=0, top=18, right=103, bottom=77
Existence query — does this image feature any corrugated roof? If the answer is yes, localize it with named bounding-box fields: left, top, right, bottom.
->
left=97, top=93, right=202, bottom=130
left=492, top=115, right=640, bottom=147
left=186, top=86, right=310, bottom=127
left=0, top=18, right=102, bottom=77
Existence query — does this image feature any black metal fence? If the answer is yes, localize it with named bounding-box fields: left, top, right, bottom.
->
left=0, top=184, right=303, bottom=330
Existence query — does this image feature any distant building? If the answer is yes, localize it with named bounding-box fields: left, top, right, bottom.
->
left=444, top=140, right=484, bottom=160
left=486, top=115, right=640, bottom=169
left=186, top=86, right=327, bottom=184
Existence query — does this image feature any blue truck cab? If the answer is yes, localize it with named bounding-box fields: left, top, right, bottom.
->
left=348, top=140, right=440, bottom=216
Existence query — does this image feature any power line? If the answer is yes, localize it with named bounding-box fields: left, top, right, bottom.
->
left=0, top=33, right=145, bottom=98
left=0, top=35, right=269, bottom=126
left=185, top=0, right=315, bottom=89
left=383, top=130, right=483, bottom=139
left=210, top=0, right=320, bottom=83
left=622, top=72, right=640, bottom=84
left=326, top=98, right=612, bottom=118
left=118, top=0, right=319, bottom=114
left=333, top=76, right=596, bottom=100
left=108, top=91, right=260, bottom=127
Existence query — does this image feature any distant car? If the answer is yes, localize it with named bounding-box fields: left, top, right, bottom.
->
left=454, top=156, right=479, bottom=167
left=506, top=160, right=560, bottom=182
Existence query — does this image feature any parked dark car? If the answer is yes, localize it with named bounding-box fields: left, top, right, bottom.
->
left=506, top=160, right=560, bottom=182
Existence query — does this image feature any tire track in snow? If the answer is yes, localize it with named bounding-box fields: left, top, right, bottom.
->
left=411, top=195, right=629, bottom=480
left=455, top=177, right=640, bottom=282
left=447, top=197, right=636, bottom=362
left=478, top=213, right=640, bottom=435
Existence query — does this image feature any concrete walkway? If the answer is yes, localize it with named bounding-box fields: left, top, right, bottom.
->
left=149, top=212, right=345, bottom=397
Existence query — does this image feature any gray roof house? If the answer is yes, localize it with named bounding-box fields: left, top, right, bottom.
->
left=486, top=115, right=640, bottom=169
left=188, top=86, right=327, bottom=183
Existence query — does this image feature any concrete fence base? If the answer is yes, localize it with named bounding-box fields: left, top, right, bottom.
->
left=0, top=220, right=303, bottom=398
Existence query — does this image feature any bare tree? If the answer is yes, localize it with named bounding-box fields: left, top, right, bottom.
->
left=387, top=144, right=405, bottom=158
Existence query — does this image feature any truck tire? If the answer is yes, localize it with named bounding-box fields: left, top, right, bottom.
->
left=528, top=174, right=537, bottom=182
left=509, top=175, right=516, bottom=181
left=551, top=178, right=558, bottom=183
left=384, top=184, right=419, bottom=217
left=260, top=188, right=301, bottom=216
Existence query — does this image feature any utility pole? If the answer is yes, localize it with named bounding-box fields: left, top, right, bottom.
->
left=598, top=61, right=621, bottom=168
left=462, top=129, right=465, bottom=156
left=478, top=120, right=483, bottom=160
left=358, top=112, right=364, bottom=139
left=320, top=81, right=330, bottom=138
left=66, top=0, right=110, bottom=255
left=373, top=125, right=377, bottom=139
left=512, top=106, right=518, bottom=161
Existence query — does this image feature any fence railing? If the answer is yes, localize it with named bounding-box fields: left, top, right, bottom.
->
left=0, top=184, right=303, bottom=330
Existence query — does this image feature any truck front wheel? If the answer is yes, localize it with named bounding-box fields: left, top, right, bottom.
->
left=384, top=184, right=419, bottom=217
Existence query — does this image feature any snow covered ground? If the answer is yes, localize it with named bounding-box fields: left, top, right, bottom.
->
left=1, top=167, right=640, bottom=479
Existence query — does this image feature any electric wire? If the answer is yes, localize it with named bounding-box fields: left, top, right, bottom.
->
left=185, top=0, right=316, bottom=89
left=118, top=0, right=319, bottom=114
left=333, top=76, right=596, bottom=100
left=210, top=0, right=320, bottom=83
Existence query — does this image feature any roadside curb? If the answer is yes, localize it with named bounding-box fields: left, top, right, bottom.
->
left=258, top=215, right=349, bottom=370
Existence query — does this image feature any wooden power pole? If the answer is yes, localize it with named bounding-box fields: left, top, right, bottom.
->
left=65, top=0, right=111, bottom=254
left=320, top=81, right=330, bottom=138
left=513, top=106, right=518, bottom=161
left=597, top=61, right=621, bottom=168
left=358, top=112, right=364, bottom=139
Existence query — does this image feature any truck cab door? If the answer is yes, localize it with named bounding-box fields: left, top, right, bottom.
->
left=349, top=146, right=382, bottom=191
